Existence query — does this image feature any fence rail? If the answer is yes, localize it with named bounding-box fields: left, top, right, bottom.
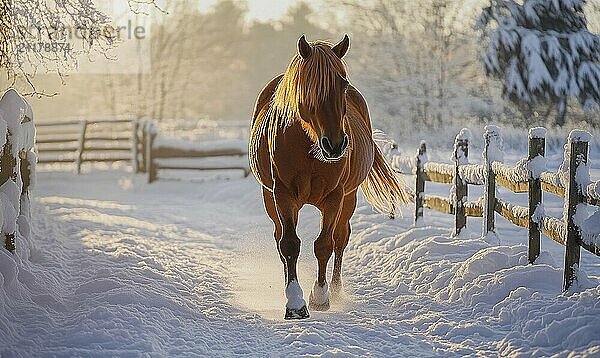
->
left=36, top=118, right=136, bottom=173
left=36, top=118, right=251, bottom=181
left=135, top=120, right=250, bottom=183
left=392, top=126, right=599, bottom=291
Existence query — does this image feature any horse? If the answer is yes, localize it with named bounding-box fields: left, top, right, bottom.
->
left=249, top=34, right=411, bottom=319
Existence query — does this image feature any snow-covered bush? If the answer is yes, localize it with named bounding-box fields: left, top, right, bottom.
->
left=477, top=0, right=600, bottom=126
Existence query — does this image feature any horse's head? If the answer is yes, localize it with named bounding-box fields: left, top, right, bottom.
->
left=273, top=35, right=351, bottom=161
left=297, top=35, right=350, bottom=160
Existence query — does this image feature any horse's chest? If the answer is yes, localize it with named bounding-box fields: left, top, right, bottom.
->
left=273, top=135, right=345, bottom=204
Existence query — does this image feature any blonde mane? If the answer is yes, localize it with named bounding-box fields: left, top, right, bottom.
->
left=266, top=41, right=348, bottom=153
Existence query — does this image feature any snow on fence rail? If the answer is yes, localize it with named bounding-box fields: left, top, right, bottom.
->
left=0, top=89, right=36, bottom=253
left=36, top=117, right=136, bottom=173
left=136, top=120, right=249, bottom=183
left=390, top=125, right=600, bottom=291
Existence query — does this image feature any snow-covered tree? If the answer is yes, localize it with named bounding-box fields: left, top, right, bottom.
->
left=477, top=0, right=600, bottom=126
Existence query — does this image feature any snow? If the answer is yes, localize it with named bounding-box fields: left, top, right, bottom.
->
left=0, top=89, right=35, bottom=256
left=583, top=180, right=600, bottom=203
left=489, top=154, right=546, bottom=182
left=390, top=154, right=416, bottom=174
left=473, top=126, right=547, bottom=183
left=0, top=120, right=6, bottom=150
left=0, top=167, right=595, bottom=356
left=155, top=137, right=248, bottom=155
left=574, top=204, right=600, bottom=248
left=455, top=128, right=472, bottom=142
left=373, top=129, right=401, bottom=159
left=483, top=125, right=504, bottom=165
left=452, top=128, right=471, bottom=165
left=541, top=216, right=567, bottom=245
left=529, top=127, right=546, bottom=139
left=499, top=200, right=529, bottom=220
left=458, top=164, right=485, bottom=185
left=569, top=129, right=593, bottom=144
left=22, top=150, right=37, bottom=190
left=540, top=171, right=561, bottom=186
left=492, top=159, right=528, bottom=182
left=528, top=155, right=547, bottom=179
left=385, top=136, right=420, bottom=175
left=479, top=0, right=600, bottom=115
left=0, top=181, right=18, bottom=234
left=0, top=89, right=35, bottom=157
left=154, top=157, right=249, bottom=171
left=424, top=162, right=454, bottom=177
left=553, top=129, right=594, bottom=194
left=2, top=120, right=600, bottom=355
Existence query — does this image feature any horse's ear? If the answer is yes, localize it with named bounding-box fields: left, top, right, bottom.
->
left=298, top=35, right=312, bottom=59
left=331, top=34, right=350, bottom=58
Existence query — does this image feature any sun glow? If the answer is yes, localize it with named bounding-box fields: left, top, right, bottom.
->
left=199, top=0, right=300, bottom=22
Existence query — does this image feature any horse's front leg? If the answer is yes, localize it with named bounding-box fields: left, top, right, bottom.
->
left=273, top=181, right=308, bottom=319
left=309, top=188, right=344, bottom=311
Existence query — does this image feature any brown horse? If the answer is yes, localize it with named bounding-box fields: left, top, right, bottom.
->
left=249, top=35, right=411, bottom=319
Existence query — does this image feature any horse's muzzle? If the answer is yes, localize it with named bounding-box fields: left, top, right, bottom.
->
left=320, top=134, right=348, bottom=160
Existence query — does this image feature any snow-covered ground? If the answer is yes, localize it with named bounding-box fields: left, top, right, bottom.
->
left=0, top=155, right=598, bottom=356
left=1, top=119, right=599, bottom=356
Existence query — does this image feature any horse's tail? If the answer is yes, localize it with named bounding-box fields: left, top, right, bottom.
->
left=360, top=144, right=412, bottom=216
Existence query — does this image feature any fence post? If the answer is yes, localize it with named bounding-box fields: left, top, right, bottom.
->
left=414, top=141, right=426, bottom=225
left=76, top=119, right=88, bottom=174
left=146, top=122, right=157, bottom=184
left=483, top=126, right=501, bottom=237
left=140, top=120, right=147, bottom=173
left=131, top=117, right=139, bottom=173
left=453, top=133, right=469, bottom=236
left=563, top=131, right=589, bottom=291
left=528, top=128, right=545, bottom=264
left=1, top=132, right=16, bottom=252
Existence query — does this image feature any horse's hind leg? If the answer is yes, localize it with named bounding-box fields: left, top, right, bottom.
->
left=309, top=188, right=344, bottom=311
left=272, top=182, right=308, bottom=319
left=262, top=188, right=286, bottom=277
left=331, top=192, right=357, bottom=298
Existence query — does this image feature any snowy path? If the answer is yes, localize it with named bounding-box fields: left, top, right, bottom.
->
left=1, top=169, right=599, bottom=356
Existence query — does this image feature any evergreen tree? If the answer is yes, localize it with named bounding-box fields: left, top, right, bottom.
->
left=477, top=0, right=600, bottom=126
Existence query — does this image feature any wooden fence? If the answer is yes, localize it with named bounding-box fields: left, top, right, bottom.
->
left=135, top=120, right=250, bottom=183
left=36, top=118, right=250, bottom=181
left=36, top=117, right=136, bottom=173
left=392, top=126, right=600, bottom=291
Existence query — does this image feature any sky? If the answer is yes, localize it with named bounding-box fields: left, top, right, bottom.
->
left=104, top=0, right=299, bottom=22
left=199, top=0, right=298, bottom=21
left=77, top=0, right=305, bottom=74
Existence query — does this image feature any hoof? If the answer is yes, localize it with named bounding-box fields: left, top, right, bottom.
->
left=285, top=305, right=310, bottom=320
left=330, top=280, right=344, bottom=301
left=331, top=278, right=342, bottom=293
left=308, top=281, right=331, bottom=311
left=308, top=298, right=330, bottom=311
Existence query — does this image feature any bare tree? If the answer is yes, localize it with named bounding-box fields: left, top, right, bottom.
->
left=329, top=1, right=510, bottom=134
left=0, top=0, right=163, bottom=96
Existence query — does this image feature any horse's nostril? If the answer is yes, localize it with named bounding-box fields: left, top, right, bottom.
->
left=321, top=136, right=334, bottom=155
left=341, top=134, right=349, bottom=151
